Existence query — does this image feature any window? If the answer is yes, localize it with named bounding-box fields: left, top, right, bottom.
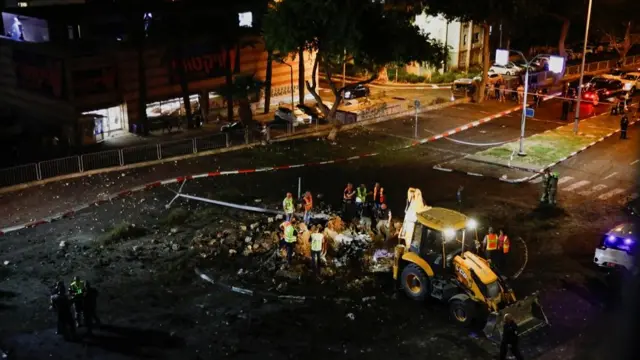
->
left=463, top=34, right=467, bottom=45
left=473, top=32, right=480, bottom=43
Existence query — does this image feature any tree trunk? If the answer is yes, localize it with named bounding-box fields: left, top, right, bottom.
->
left=176, top=42, right=193, bottom=129
left=225, top=46, right=234, bottom=122
left=264, top=50, right=273, bottom=114
left=620, top=22, right=632, bottom=60
left=478, top=22, right=491, bottom=104
left=298, top=46, right=305, bottom=105
left=558, top=19, right=570, bottom=57
left=136, top=34, right=149, bottom=135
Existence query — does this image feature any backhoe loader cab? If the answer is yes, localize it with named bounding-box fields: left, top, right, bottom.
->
left=393, top=199, right=548, bottom=341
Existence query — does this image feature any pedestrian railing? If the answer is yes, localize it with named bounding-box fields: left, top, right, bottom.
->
left=1, top=55, right=639, bottom=189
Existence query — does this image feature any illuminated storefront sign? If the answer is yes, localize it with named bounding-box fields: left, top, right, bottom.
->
left=168, top=46, right=240, bottom=82
left=72, top=67, right=118, bottom=96
left=13, top=49, right=65, bottom=98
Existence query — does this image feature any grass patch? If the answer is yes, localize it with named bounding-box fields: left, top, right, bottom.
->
left=477, top=127, right=612, bottom=166
left=98, top=222, right=147, bottom=246
left=162, top=207, right=190, bottom=226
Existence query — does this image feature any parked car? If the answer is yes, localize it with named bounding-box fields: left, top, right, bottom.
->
left=342, top=84, right=370, bottom=100
left=220, top=121, right=262, bottom=133
left=582, top=77, right=625, bottom=102
left=621, top=72, right=640, bottom=94
left=296, top=103, right=326, bottom=123
left=275, top=106, right=312, bottom=126
left=488, top=62, right=522, bottom=76
left=568, top=74, right=594, bottom=93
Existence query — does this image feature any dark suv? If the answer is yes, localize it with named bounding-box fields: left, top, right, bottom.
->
left=582, top=77, right=625, bottom=102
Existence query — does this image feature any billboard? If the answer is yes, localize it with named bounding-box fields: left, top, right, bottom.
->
left=13, top=49, right=65, bottom=99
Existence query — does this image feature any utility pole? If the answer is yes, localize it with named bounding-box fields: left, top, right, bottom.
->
left=465, top=21, right=473, bottom=71
left=574, top=0, right=594, bottom=134
left=414, top=100, right=420, bottom=139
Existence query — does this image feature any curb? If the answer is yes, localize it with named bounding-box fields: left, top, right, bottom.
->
left=0, top=100, right=552, bottom=237
left=433, top=118, right=638, bottom=184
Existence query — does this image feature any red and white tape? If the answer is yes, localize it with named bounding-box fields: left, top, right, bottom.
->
left=0, top=97, right=557, bottom=237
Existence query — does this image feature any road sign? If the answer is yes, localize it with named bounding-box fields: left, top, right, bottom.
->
left=525, top=107, right=535, bottom=118
left=414, top=99, right=421, bottom=109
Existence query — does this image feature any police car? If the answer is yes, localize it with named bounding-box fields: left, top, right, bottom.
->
left=593, top=223, right=637, bottom=272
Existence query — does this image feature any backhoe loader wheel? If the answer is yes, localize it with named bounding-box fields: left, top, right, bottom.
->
left=401, top=264, right=430, bottom=301
left=449, top=298, right=475, bottom=326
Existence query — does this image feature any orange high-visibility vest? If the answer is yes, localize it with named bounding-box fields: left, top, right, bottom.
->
left=304, top=194, right=313, bottom=211
left=486, top=234, right=498, bottom=251
left=501, top=235, right=510, bottom=254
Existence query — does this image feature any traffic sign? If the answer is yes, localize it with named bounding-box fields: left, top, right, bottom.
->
left=414, top=99, right=421, bottom=109
left=525, top=107, right=534, bottom=118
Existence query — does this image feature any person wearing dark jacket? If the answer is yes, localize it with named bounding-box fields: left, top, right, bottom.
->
left=500, top=313, right=524, bottom=360
left=620, top=115, right=629, bottom=139
left=83, top=282, right=101, bottom=335
left=50, top=281, right=76, bottom=340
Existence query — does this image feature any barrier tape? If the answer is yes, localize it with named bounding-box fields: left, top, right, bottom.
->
left=0, top=94, right=559, bottom=237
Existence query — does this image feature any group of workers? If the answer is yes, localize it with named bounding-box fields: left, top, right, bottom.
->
left=278, top=182, right=391, bottom=274
left=49, top=276, right=100, bottom=340
left=481, top=227, right=511, bottom=272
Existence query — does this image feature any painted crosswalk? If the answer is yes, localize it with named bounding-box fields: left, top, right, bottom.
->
left=529, top=175, right=634, bottom=204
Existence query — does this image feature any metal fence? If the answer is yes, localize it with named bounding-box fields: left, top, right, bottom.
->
left=1, top=55, right=639, bottom=189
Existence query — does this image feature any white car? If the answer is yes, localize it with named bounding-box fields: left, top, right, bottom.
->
left=594, top=223, right=637, bottom=272
left=621, top=72, right=640, bottom=94
left=488, top=62, right=522, bottom=76
left=274, top=106, right=312, bottom=126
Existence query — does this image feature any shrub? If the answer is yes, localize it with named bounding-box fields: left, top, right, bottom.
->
left=164, top=207, right=190, bottom=226
left=98, top=223, right=147, bottom=246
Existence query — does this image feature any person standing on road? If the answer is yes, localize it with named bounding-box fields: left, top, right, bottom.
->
left=68, top=276, right=86, bottom=327
left=569, top=87, right=577, bottom=112
left=540, top=169, right=551, bottom=204
left=561, top=99, right=570, bottom=120
left=372, top=182, right=383, bottom=210
left=548, top=171, right=559, bottom=205
left=499, top=82, right=506, bottom=102
left=498, top=229, right=510, bottom=271
left=500, top=313, right=525, bottom=360
left=282, top=192, right=295, bottom=221
left=302, top=191, right=313, bottom=225
left=83, top=282, right=100, bottom=335
left=343, top=183, right=356, bottom=222
left=620, top=114, right=629, bottom=140
left=50, top=281, right=76, bottom=340
left=482, top=227, right=499, bottom=264
left=356, top=184, right=368, bottom=216
left=280, top=219, right=298, bottom=265
left=517, top=83, right=524, bottom=104
left=309, top=225, right=325, bottom=275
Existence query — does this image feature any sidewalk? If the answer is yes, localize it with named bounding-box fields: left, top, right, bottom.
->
left=441, top=106, right=638, bottom=181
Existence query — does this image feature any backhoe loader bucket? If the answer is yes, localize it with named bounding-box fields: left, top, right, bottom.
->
left=483, top=292, right=549, bottom=343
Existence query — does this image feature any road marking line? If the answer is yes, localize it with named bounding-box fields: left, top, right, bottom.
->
left=563, top=180, right=590, bottom=192
left=603, top=172, right=617, bottom=180
left=530, top=177, right=543, bottom=184
left=558, top=176, right=574, bottom=185
left=598, top=188, right=626, bottom=200
left=631, top=160, right=639, bottom=166
left=579, top=184, right=607, bottom=196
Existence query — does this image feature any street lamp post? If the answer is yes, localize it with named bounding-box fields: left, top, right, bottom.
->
left=573, top=0, right=594, bottom=134
left=496, top=49, right=563, bottom=156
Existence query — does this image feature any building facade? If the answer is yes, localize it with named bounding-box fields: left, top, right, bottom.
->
left=458, top=21, right=485, bottom=70
left=0, top=5, right=316, bottom=145
left=413, top=13, right=461, bottom=71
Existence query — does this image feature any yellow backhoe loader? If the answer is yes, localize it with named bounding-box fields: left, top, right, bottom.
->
left=393, top=190, right=548, bottom=341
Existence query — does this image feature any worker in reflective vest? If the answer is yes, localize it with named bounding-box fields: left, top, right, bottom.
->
left=280, top=220, right=297, bottom=265
left=303, top=192, right=313, bottom=225
left=498, top=229, right=510, bottom=271
left=482, top=227, right=499, bottom=263
left=309, top=225, right=325, bottom=275
left=282, top=192, right=294, bottom=221
left=372, top=183, right=382, bottom=209
left=356, top=184, right=368, bottom=215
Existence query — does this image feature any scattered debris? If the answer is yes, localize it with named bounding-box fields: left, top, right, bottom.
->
left=346, top=313, right=355, bottom=320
